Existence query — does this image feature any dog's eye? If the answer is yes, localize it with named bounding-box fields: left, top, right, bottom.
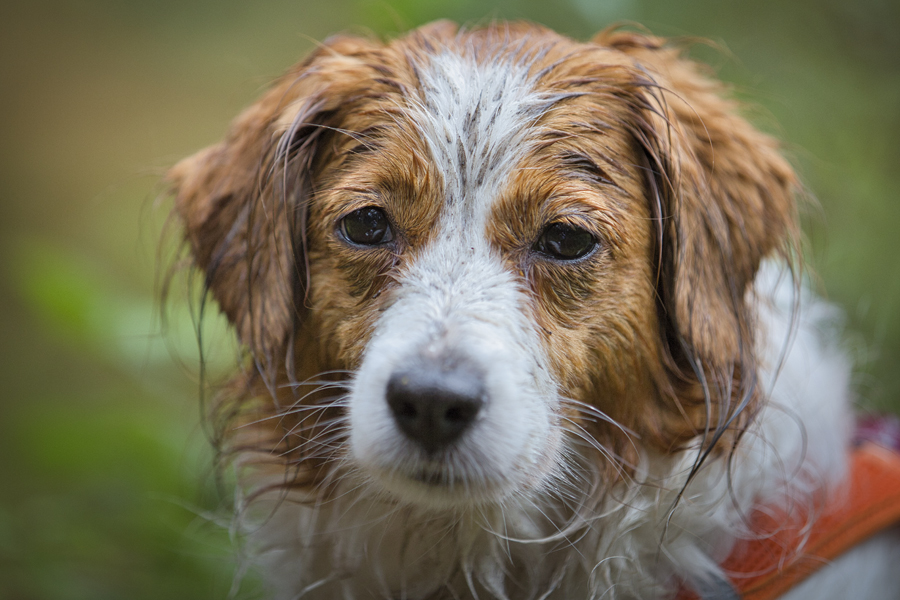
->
left=340, top=207, right=394, bottom=246
left=534, top=223, right=596, bottom=260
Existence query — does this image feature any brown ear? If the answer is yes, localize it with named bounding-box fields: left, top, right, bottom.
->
left=600, top=31, right=798, bottom=427
left=167, top=36, right=380, bottom=377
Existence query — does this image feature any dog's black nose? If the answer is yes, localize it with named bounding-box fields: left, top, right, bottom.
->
left=386, top=360, right=485, bottom=455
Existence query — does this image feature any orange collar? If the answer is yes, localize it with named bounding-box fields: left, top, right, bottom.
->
left=676, top=443, right=900, bottom=600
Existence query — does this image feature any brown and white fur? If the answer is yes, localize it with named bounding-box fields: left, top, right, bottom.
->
left=168, top=21, right=900, bottom=600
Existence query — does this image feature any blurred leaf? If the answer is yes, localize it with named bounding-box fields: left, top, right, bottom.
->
left=8, top=236, right=237, bottom=384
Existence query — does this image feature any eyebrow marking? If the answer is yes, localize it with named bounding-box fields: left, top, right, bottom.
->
left=557, top=150, right=616, bottom=187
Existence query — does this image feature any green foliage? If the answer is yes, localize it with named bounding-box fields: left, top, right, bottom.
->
left=1, top=238, right=250, bottom=599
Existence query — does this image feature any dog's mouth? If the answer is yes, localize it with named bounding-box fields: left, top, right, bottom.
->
left=376, top=447, right=483, bottom=489
left=409, top=466, right=465, bottom=487
left=368, top=460, right=515, bottom=507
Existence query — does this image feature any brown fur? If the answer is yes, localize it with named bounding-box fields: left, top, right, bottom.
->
left=169, top=21, right=797, bottom=496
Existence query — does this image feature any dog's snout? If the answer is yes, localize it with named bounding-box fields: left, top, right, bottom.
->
left=386, top=360, right=485, bottom=454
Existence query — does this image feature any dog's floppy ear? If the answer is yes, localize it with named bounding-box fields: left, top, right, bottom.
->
left=167, top=36, right=380, bottom=374
left=601, top=31, right=798, bottom=420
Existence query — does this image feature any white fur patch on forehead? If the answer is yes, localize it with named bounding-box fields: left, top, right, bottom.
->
left=406, top=46, right=560, bottom=215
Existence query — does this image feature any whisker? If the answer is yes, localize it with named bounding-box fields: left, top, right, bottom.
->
left=558, top=397, right=640, bottom=440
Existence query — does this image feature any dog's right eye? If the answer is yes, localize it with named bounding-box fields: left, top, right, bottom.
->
left=339, top=207, right=394, bottom=246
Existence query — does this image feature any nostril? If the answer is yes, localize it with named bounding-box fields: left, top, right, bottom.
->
left=394, top=398, right=418, bottom=419
left=444, top=403, right=477, bottom=424
left=386, top=359, right=485, bottom=455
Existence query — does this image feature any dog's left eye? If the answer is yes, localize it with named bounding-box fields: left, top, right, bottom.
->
left=533, top=223, right=597, bottom=261
left=339, top=207, right=394, bottom=246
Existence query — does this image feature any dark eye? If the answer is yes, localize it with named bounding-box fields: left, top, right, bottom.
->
left=533, top=222, right=596, bottom=260
left=339, top=207, right=394, bottom=246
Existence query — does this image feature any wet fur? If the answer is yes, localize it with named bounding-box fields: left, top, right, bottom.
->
left=168, top=21, right=871, bottom=600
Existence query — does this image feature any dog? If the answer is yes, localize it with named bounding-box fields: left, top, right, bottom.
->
left=167, top=21, right=900, bottom=600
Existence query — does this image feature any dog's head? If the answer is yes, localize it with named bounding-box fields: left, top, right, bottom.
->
left=169, top=22, right=797, bottom=509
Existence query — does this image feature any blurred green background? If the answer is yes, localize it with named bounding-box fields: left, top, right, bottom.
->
left=0, top=0, right=897, bottom=598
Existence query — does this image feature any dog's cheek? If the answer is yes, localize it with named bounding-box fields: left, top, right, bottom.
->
left=300, top=201, right=398, bottom=366
left=528, top=231, right=663, bottom=472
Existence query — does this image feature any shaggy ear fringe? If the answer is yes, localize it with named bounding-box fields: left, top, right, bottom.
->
left=605, top=30, right=801, bottom=460
left=166, top=35, right=399, bottom=497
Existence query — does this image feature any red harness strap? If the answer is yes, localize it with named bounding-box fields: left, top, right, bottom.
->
left=677, top=443, right=900, bottom=600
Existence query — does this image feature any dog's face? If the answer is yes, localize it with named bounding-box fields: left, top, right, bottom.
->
left=169, top=22, right=796, bottom=510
